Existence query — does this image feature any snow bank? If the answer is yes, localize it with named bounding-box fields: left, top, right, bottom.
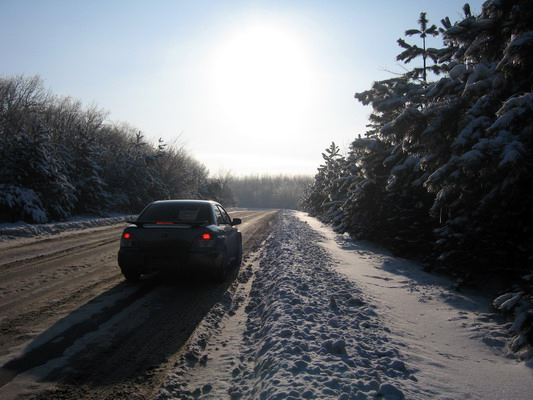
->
left=301, top=213, right=533, bottom=399
left=228, top=214, right=416, bottom=400
left=157, top=212, right=418, bottom=400
left=0, top=214, right=133, bottom=241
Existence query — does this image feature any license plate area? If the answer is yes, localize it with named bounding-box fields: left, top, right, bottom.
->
left=148, top=257, right=179, bottom=268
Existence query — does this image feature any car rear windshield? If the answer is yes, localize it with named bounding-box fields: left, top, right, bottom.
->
left=138, top=203, right=213, bottom=224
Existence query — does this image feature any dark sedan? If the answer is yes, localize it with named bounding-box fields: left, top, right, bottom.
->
left=118, top=200, right=242, bottom=282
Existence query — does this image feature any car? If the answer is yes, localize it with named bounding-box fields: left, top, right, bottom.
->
left=118, top=199, right=242, bottom=282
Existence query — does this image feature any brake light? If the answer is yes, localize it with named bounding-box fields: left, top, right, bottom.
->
left=156, top=222, right=173, bottom=225
left=120, top=232, right=137, bottom=247
left=192, top=232, right=215, bottom=248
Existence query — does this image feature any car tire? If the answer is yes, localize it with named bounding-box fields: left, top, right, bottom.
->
left=122, top=269, right=141, bottom=282
left=234, top=241, right=243, bottom=268
left=214, top=249, right=228, bottom=283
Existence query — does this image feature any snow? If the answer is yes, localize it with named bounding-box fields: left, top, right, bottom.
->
left=449, top=64, right=466, bottom=80
left=452, top=116, right=489, bottom=149
left=507, top=30, right=533, bottom=48
left=465, top=62, right=493, bottom=86
left=301, top=213, right=533, bottom=399
left=494, top=292, right=524, bottom=311
left=0, top=184, right=47, bottom=224
left=492, top=93, right=533, bottom=132
left=460, top=148, right=484, bottom=164
left=156, top=211, right=533, bottom=400
left=0, top=213, right=134, bottom=241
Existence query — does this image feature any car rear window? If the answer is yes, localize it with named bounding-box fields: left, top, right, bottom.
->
left=138, top=203, right=212, bottom=223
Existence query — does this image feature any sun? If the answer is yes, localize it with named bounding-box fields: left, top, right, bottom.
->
left=211, top=23, right=314, bottom=140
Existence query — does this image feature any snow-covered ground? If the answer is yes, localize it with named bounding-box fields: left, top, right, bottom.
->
left=0, top=214, right=133, bottom=241
left=157, top=211, right=533, bottom=400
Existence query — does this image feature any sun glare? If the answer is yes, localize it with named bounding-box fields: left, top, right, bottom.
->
left=211, top=23, right=314, bottom=140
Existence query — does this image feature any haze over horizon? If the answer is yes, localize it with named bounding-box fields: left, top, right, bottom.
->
left=0, top=0, right=483, bottom=176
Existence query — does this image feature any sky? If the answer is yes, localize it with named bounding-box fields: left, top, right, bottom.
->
left=0, top=0, right=484, bottom=176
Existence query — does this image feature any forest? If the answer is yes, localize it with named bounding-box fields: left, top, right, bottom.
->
left=0, top=76, right=311, bottom=221
left=0, top=75, right=236, bottom=223
left=303, top=0, right=532, bottom=351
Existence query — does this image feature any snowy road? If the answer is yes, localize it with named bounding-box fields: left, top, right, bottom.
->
left=0, top=210, right=531, bottom=399
left=0, top=209, right=278, bottom=400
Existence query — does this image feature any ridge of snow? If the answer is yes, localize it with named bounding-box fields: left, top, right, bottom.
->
left=156, top=211, right=533, bottom=400
left=0, top=214, right=134, bottom=241
left=157, top=212, right=416, bottom=400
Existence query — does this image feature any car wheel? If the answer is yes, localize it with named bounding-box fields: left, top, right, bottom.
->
left=214, top=248, right=228, bottom=283
left=234, top=241, right=243, bottom=268
left=122, top=269, right=141, bottom=282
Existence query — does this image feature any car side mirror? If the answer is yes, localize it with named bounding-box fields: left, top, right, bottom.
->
left=231, top=218, right=242, bottom=226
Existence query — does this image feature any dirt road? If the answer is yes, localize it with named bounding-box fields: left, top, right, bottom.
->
left=0, top=209, right=279, bottom=400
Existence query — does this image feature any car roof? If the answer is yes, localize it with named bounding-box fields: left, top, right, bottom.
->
left=150, top=199, right=221, bottom=207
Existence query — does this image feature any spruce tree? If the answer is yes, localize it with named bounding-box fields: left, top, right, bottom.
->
left=305, top=0, right=533, bottom=352
left=397, top=12, right=441, bottom=84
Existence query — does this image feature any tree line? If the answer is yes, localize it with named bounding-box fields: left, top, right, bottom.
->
left=0, top=74, right=311, bottom=223
left=303, top=1, right=532, bottom=353
left=0, top=75, right=233, bottom=223
left=231, top=174, right=313, bottom=210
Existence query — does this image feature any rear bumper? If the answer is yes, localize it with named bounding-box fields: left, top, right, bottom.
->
left=118, top=248, right=223, bottom=275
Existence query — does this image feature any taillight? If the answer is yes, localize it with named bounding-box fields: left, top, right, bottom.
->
left=120, top=232, right=137, bottom=247
left=193, top=232, right=215, bottom=248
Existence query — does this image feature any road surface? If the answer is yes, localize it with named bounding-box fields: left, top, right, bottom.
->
left=1, top=210, right=531, bottom=400
left=0, top=209, right=279, bottom=400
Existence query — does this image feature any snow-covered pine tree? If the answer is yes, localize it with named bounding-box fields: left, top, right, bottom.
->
left=349, top=11, right=444, bottom=256
left=420, top=0, right=533, bottom=355
left=422, top=0, right=533, bottom=281
left=308, top=0, right=531, bottom=294
left=302, top=142, right=345, bottom=220
left=341, top=137, right=390, bottom=241
left=397, top=12, right=441, bottom=84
